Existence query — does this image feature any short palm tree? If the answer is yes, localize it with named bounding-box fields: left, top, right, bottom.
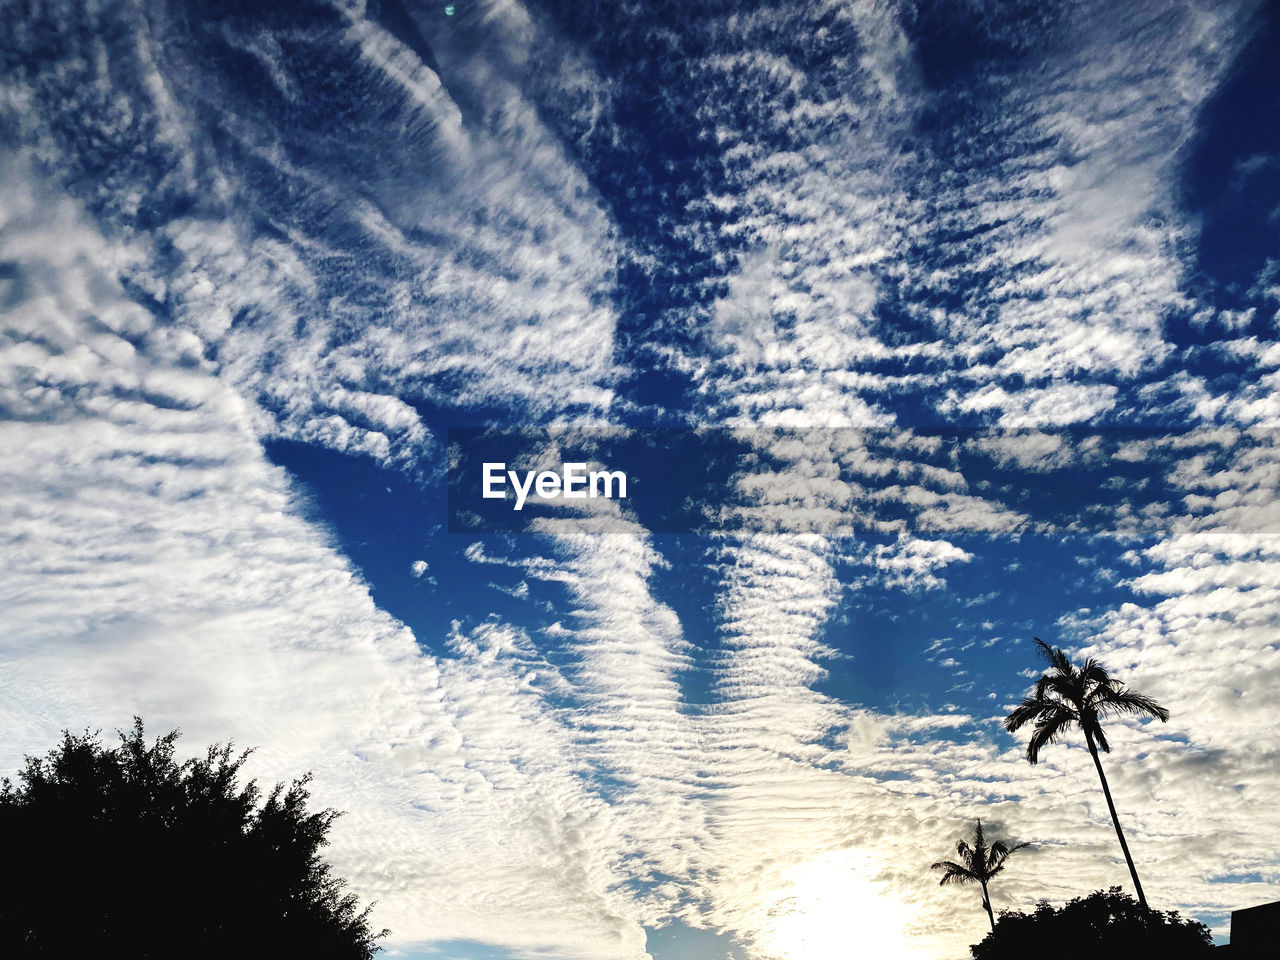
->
left=932, top=819, right=1030, bottom=931
left=1004, top=638, right=1170, bottom=910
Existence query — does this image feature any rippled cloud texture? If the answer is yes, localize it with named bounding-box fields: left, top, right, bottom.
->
left=2, top=2, right=1278, bottom=958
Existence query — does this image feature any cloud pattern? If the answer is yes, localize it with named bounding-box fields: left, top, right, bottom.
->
left=3, top=1, right=1278, bottom=958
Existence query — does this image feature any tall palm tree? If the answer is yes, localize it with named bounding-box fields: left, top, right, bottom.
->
left=1004, top=637, right=1170, bottom=910
left=932, top=819, right=1030, bottom=931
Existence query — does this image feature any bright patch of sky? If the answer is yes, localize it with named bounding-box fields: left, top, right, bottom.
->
left=2, top=1, right=1278, bottom=958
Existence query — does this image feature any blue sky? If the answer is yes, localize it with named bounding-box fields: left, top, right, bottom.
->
left=2, top=1, right=1279, bottom=958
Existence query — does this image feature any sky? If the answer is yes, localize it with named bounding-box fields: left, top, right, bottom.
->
left=1, top=1, right=1279, bottom=958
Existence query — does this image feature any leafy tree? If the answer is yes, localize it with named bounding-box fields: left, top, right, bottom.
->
left=932, top=819, right=1031, bottom=931
left=970, top=887, right=1213, bottom=959
left=0, top=718, right=386, bottom=959
left=1004, top=638, right=1169, bottom=909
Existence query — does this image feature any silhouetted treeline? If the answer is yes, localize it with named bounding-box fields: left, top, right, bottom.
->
left=935, top=636, right=1213, bottom=954
left=0, top=719, right=385, bottom=959
left=971, top=887, right=1213, bottom=959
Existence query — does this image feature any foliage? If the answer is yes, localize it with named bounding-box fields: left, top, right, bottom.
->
left=933, top=819, right=1030, bottom=929
left=1004, top=639, right=1170, bottom=764
left=970, top=887, right=1214, bottom=959
left=1003, top=637, right=1168, bottom=907
left=0, top=718, right=386, bottom=959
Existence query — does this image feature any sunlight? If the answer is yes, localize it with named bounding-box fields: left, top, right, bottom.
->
left=756, top=856, right=931, bottom=960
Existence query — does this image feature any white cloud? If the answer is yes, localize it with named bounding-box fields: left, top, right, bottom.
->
left=3, top=0, right=625, bottom=466
left=0, top=157, right=647, bottom=959
left=4, top=2, right=1279, bottom=960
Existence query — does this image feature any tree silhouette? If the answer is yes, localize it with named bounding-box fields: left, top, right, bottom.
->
left=0, top=718, right=387, bottom=959
left=932, top=819, right=1031, bottom=931
left=970, top=887, right=1213, bottom=959
left=1004, top=638, right=1170, bottom=909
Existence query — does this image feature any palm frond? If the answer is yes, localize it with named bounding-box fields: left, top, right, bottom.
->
left=1004, top=697, right=1048, bottom=733
left=1032, top=671, right=1065, bottom=701
left=932, top=860, right=977, bottom=885
left=1093, top=687, right=1171, bottom=722
left=1035, top=638, right=1072, bottom=673
left=1011, top=637, right=1166, bottom=766
left=1088, top=715, right=1111, bottom=752
left=934, top=819, right=1028, bottom=901
left=1079, top=658, right=1112, bottom=688
left=1033, top=637, right=1055, bottom=664
left=987, top=839, right=1031, bottom=875
left=1026, top=707, right=1075, bottom=764
left=1035, top=666, right=1087, bottom=709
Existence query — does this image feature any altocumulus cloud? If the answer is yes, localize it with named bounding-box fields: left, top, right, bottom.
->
left=3, top=1, right=1280, bottom=958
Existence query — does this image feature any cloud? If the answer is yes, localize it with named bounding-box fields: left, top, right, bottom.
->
left=3, top=0, right=624, bottom=466
left=0, top=154, right=649, bottom=959
left=4, top=2, right=1279, bottom=959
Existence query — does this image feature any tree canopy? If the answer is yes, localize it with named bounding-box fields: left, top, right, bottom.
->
left=1004, top=637, right=1169, bottom=908
left=970, top=887, right=1214, bottom=959
left=1004, top=639, right=1170, bottom=765
left=933, top=819, right=1031, bottom=930
left=0, top=719, right=386, bottom=959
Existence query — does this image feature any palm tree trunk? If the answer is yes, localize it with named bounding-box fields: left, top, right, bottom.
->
left=1083, top=727, right=1149, bottom=910
left=980, top=879, right=995, bottom=931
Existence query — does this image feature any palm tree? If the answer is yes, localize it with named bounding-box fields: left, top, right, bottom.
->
left=1004, top=637, right=1170, bottom=910
left=932, top=819, right=1030, bottom=931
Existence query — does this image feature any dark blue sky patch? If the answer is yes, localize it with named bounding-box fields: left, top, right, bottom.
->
left=903, top=0, right=1074, bottom=92
left=266, top=439, right=468, bottom=650
left=822, top=531, right=1150, bottom=717
left=1180, top=3, right=1280, bottom=318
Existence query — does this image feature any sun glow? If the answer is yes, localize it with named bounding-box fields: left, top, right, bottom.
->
left=756, top=856, right=931, bottom=960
